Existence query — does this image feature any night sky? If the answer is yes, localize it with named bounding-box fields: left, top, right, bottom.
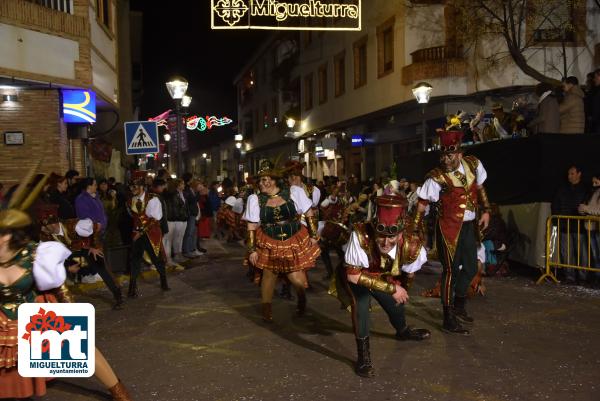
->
left=131, top=1, right=268, bottom=147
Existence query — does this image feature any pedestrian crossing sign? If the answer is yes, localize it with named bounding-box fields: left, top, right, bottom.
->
left=124, top=121, right=159, bottom=155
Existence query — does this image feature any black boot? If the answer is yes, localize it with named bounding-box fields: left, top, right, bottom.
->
left=160, top=274, right=171, bottom=291
left=454, top=296, right=474, bottom=323
left=296, top=290, right=306, bottom=317
left=442, top=307, right=470, bottom=335
left=127, top=279, right=139, bottom=298
left=396, top=326, right=431, bottom=341
left=112, top=291, right=124, bottom=310
left=355, top=337, right=375, bottom=378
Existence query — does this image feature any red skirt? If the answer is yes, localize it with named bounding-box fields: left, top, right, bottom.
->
left=254, top=225, right=321, bottom=274
left=0, top=294, right=57, bottom=399
left=197, top=216, right=212, bottom=238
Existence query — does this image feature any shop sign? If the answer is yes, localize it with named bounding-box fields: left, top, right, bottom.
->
left=211, top=0, right=361, bottom=31
left=351, top=135, right=364, bottom=147
left=62, top=90, right=96, bottom=124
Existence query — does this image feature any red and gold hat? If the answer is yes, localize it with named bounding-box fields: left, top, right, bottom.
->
left=438, top=129, right=464, bottom=153
left=37, top=204, right=60, bottom=226
left=374, top=195, right=407, bottom=236
left=283, top=160, right=306, bottom=177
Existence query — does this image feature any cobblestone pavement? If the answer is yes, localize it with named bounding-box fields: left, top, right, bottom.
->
left=40, top=239, right=600, bottom=401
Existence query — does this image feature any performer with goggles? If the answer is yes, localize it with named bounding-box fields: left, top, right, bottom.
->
left=342, top=195, right=431, bottom=377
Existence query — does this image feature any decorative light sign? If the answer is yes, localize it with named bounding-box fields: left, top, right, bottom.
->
left=351, top=135, right=364, bottom=147
left=186, top=115, right=233, bottom=132
left=62, top=90, right=96, bottom=123
left=211, top=0, right=361, bottom=31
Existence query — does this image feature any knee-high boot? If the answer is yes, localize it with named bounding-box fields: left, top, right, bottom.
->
left=355, top=337, right=374, bottom=377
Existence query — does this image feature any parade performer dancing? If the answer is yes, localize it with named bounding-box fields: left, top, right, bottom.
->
left=243, top=161, right=320, bottom=323
left=38, top=204, right=124, bottom=310
left=342, top=195, right=430, bottom=377
left=319, top=185, right=350, bottom=279
left=0, top=171, right=132, bottom=400
left=414, top=129, right=490, bottom=335
left=127, top=179, right=170, bottom=297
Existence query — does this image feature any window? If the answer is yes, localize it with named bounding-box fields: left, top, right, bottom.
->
left=353, top=35, right=368, bottom=88
left=377, top=17, right=395, bottom=77
left=318, top=63, right=328, bottom=104
left=272, top=97, right=279, bottom=124
left=531, top=2, right=576, bottom=42
left=334, top=51, right=346, bottom=97
left=304, top=73, right=314, bottom=111
left=96, top=0, right=112, bottom=31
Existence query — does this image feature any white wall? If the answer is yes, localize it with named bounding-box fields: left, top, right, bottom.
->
left=89, top=4, right=117, bottom=66
left=298, top=0, right=409, bottom=135
left=88, top=2, right=118, bottom=104
left=0, top=23, right=79, bottom=80
left=91, top=50, right=118, bottom=103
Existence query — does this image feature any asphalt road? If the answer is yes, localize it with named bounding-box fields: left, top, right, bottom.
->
left=40, top=239, right=600, bottom=401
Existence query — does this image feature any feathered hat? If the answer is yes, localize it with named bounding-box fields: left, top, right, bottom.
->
left=437, top=129, right=464, bottom=153
left=256, top=159, right=283, bottom=179
left=0, top=161, right=49, bottom=230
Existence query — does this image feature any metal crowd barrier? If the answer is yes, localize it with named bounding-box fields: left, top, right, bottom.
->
left=537, top=215, right=600, bottom=284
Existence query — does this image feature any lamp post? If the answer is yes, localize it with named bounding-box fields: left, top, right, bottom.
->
left=166, top=76, right=189, bottom=176
left=412, top=82, right=433, bottom=152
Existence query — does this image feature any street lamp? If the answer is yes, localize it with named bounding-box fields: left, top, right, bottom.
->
left=412, top=82, right=433, bottom=152
left=286, top=118, right=296, bottom=129
left=164, top=133, right=171, bottom=142
left=181, top=95, right=192, bottom=108
left=166, top=76, right=189, bottom=176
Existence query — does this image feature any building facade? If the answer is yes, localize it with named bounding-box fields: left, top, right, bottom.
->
left=0, top=0, right=135, bottom=184
left=234, top=0, right=600, bottom=182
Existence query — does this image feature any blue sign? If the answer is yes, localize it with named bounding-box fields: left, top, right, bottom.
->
left=62, top=90, right=96, bottom=123
left=124, top=121, right=159, bottom=155
left=351, top=135, right=364, bottom=147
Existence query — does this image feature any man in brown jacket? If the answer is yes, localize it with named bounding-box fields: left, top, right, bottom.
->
left=559, top=76, right=585, bottom=134
left=528, top=83, right=560, bottom=134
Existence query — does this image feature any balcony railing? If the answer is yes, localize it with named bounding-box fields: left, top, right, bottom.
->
left=402, top=45, right=466, bottom=85
left=0, top=0, right=87, bottom=38
left=24, top=0, right=73, bottom=14
left=410, top=45, right=464, bottom=63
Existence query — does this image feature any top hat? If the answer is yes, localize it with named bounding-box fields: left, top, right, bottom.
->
left=373, top=195, right=407, bottom=236
left=256, top=160, right=282, bottom=179
left=438, top=129, right=464, bottom=153
left=37, top=204, right=60, bottom=226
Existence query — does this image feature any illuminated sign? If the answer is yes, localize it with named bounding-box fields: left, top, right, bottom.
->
left=211, top=0, right=361, bottom=31
left=351, top=135, right=364, bottom=147
left=186, top=116, right=234, bottom=132
left=62, top=90, right=96, bottom=123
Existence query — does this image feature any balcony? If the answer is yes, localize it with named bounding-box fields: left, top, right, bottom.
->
left=0, top=0, right=88, bottom=38
left=401, top=45, right=467, bottom=85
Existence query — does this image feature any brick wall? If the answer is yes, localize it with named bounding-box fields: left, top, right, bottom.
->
left=0, top=89, right=70, bottom=186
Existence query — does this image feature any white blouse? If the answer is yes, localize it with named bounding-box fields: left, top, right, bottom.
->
left=417, top=161, right=487, bottom=222
left=33, top=241, right=71, bottom=291
left=344, top=231, right=427, bottom=274
left=133, top=191, right=163, bottom=221
left=242, top=186, right=313, bottom=224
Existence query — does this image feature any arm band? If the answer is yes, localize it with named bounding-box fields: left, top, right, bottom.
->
left=247, top=230, right=257, bottom=253
left=53, top=284, right=75, bottom=303
left=478, top=186, right=492, bottom=213
left=357, top=273, right=396, bottom=294
left=306, top=215, right=319, bottom=239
